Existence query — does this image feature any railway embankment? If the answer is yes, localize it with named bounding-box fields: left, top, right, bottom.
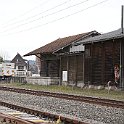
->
left=0, top=90, right=123, bottom=124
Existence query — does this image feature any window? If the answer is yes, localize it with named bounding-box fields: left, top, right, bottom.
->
left=18, top=66, right=24, bottom=70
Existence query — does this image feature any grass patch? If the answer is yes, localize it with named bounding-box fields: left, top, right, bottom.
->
left=0, top=82, right=124, bottom=101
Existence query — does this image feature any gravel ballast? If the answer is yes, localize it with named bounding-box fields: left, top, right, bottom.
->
left=0, top=90, right=123, bottom=124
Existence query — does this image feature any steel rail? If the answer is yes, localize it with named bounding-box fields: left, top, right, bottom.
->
left=0, top=101, right=88, bottom=124
left=0, top=112, right=36, bottom=124
left=0, top=86, right=124, bottom=109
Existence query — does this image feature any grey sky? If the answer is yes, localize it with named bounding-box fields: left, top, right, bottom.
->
left=0, top=0, right=123, bottom=60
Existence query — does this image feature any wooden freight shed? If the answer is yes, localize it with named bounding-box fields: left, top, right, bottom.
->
left=79, top=28, right=124, bottom=89
left=24, top=31, right=99, bottom=86
left=53, top=31, right=99, bottom=86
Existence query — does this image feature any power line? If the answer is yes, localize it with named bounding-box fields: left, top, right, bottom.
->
left=0, top=0, right=89, bottom=33
left=0, top=0, right=50, bottom=27
left=1, top=0, right=73, bottom=28
left=0, top=0, right=109, bottom=36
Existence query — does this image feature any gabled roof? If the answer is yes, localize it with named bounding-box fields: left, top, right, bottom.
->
left=11, top=53, right=27, bottom=66
left=24, top=31, right=99, bottom=56
left=80, top=28, right=124, bottom=44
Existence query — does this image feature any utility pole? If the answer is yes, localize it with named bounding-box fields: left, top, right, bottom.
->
left=121, top=5, right=124, bottom=33
left=120, top=5, right=124, bottom=90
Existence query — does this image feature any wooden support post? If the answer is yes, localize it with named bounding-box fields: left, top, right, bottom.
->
left=82, top=53, right=85, bottom=84
left=90, top=44, right=93, bottom=85
left=67, top=56, right=69, bottom=84
left=120, top=41, right=124, bottom=90
left=59, top=56, right=62, bottom=85
left=75, top=55, right=77, bottom=86
left=101, top=42, right=105, bottom=85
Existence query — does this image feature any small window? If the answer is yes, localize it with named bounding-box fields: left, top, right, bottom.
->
left=18, top=66, right=24, bottom=70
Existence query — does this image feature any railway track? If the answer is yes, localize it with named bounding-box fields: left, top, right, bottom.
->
left=0, top=102, right=59, bottom=124
left=0, top=86, right=123, bottom=109
left=0, top=106, right=51, bottom=124
left=0, top=101, right=88, bottom=124
left=0, top=113, right=35, bottom=124
left=0, top=104, right=54, bottom=124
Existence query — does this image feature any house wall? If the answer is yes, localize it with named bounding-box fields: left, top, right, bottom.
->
left=84, top=40, right=120, bottom=86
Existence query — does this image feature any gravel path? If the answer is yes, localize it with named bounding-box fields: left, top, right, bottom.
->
left=0, top=90, right=123, bottom=124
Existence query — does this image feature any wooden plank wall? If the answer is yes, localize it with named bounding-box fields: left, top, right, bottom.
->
left=68, top=56, right=76, bottom=83
left=40, top=60, right=47, bottom=76
left=40, top=55, right=60, bottom=77
left=47, top=60, right=59, bottom=77
left=61, top=54, right=84, bottom=85
left=84, top=40, right=120, bottom=86
left=76, top=55, right=84, bottom=82
left=61, top=56, right=67, bottom=71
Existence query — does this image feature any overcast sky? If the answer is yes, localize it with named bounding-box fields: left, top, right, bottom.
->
left=0, top=0, right=123, bottom=60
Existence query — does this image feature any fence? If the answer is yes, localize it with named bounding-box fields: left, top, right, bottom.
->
left=0, top=76, right=26, bottom=83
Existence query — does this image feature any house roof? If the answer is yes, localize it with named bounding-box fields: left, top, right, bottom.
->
left=80, top=28, right=124, bottom=44
left=11, top=53, right=27, bottom=66
left=24, top=31, right=99, bottom=56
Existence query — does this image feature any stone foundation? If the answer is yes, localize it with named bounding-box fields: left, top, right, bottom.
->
left=26, top=77, right=60, bottom=85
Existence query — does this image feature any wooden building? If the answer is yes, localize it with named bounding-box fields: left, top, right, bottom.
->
left=24, top=31, right=99, bottom=86
left=11, top=53, right=28, bottom=77
left=54, top=31, right=99, bottom=86
left=79, top=28, right=124, bottom=89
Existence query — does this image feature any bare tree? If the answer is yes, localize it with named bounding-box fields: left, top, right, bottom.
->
left=0, top=56, right=3, bottom=63
left=0, top=50, right=10, bottom=61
